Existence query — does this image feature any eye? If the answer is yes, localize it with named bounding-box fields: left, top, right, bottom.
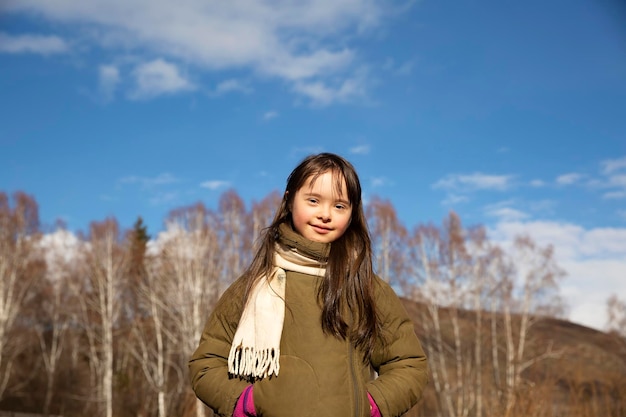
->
left=307, top=198, right=318, bottom=204
left=335, top=203, right=346, bottom=210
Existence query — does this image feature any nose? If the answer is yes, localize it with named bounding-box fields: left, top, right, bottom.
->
left=318, top=205, right=331, bottom=222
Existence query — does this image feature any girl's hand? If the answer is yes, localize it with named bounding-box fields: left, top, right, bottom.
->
left=234, top=385, right=256, bottom=417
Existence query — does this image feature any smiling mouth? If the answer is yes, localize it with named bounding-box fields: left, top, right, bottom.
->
left=311, top=225, right=331, bottom=233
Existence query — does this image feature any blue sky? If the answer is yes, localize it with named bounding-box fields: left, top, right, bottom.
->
left=2, top=0, right=626, bottom=330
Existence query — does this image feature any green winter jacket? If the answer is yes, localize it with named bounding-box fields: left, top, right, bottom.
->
left=189, top=240, right=428, bottom=417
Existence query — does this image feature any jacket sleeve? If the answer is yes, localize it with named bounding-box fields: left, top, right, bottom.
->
left=189, top=278, right=250, bottom=417
left=366, top=278, right=429, bottom=417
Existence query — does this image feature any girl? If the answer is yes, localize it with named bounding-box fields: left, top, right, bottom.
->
left=189, top=153, right=428, bottom=417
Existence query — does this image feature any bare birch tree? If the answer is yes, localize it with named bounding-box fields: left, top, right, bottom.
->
left=127, top=253, right=182, bottom=417
left=408, top=221, right=456, bottom=417
left=79, top=218, right=127, bottom=417
left=366, top=196, right=408, bottom=286
left=37, top=228, right=81, bottom=416
left=605, top=294, right=626, bottom=337
left=407, top=212, right=568, bottom=417
left=466, top=227, right=512, bottom=417
left=441, top=212, right=473, bottom=417
left=249, top=191, right=281, bottom=249
left=501, top=235, right=565, bottom=416
left=466, top=226, right=487, bottom=417
left=162, top=203, right=222, bottom=417
left=485, top=246, right=512, bottom=412
left=218, top=190, right=250, bottom=292
left=0, top=192, right=43, bottom=400
left=408, top=212, right=482, bottom=417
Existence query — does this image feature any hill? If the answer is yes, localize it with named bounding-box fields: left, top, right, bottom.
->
left=400, top=298, right=626, bottom=417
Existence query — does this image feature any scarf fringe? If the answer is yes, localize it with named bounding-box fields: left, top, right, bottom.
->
left=228, top=345, right=281, bottom=379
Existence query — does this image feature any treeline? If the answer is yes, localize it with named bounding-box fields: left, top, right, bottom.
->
left=0, top=190, right=624, bottom=417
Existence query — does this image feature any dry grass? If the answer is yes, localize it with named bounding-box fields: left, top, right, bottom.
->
left=401, top=299, right=626, bottom=417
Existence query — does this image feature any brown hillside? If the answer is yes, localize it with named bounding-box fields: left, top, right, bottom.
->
left=400, top=297, right=626, bottom=417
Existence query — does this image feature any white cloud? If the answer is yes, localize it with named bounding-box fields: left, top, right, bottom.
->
left=292, top=72, right=368, bottom=105
left=528, top=199, right=557, bottom=214
left=98, top=64, right=120, bottom=101
left=487, top=207, right=529, bottom=222
left=382, top=57, right=414, bottom=75
left=601, top=156, right=626, bottom=174
left=215, top=79, right=253, bottom=95
left=39, top=229, right=83, bottom=283
left=556, top=172, right=584, bottom=185
left=292, top=81, right=334, bottom=105
left=608, top=173, right=626, bottom=187
left=598, top=157, right=626, bottom=199
left=119, top=173, right=180, bottom=188
left=489, top=220, right=626, bottom=331
left=349, top=144, right=370, bottom=155
left=149, top=191, right=180, bottom=206
left=129, top=59, right=195, bottom=99
left=442, top=194, right=469, bottom=205
left=370, top=176, right=392, bottom=187
left=0, top=32, right=69, bottom=54
left=262, top=48, right=354, bottom=81
left=483, top=199, right=556, bottom=222
left=529, top=179, right=546, bottom=187
left=433, top=172, right=513, bottom=192
left=200, top=180, right=230, bottom=190
left=5, top=0, right=393, bottom=103
left=603, top=190, right=626, bottom=200
left=263, top=110, right=279, bottom=120
left=117, top=173, right=181, bottom=206
left=395, top=60, right=414, bottom=75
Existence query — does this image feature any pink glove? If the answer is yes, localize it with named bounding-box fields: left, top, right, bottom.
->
left=234, top=385, right=256, bottom=417
left=368, top=392, right=381, bottom=417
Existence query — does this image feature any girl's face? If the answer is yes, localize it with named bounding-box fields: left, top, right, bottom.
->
left=291, top=171, right=353, bottom=243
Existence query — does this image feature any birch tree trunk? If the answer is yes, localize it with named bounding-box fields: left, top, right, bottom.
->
left=38, top=228, right=81, bottom=416
left=36, top=281, right=67, bottom=416
left=409, top=224, right=455, bottom=417
left=129, top=256, right=177, bottom=417
left=502, top=235, right=565, bottom=416
left=0, top=192, right=42, bottom=400
left=606, top=294, right=626, bottom=336
left=443, top=213, right=471, bottom=417
left=163, top=203, right=222, bottom=417
left=82, top=219, right=126, bottom=417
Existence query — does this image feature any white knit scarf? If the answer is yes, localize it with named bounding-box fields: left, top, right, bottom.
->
left=227, top=243, right=326, bottom=379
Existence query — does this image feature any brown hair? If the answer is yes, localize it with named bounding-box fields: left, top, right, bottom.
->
left=242, top=152, right=379, bottom=358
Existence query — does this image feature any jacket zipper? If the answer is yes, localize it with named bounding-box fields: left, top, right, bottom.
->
left=349, top=343, right=361, bottom=417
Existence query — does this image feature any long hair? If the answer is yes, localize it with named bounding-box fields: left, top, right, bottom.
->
left=241, top=152, right=380, bottom=358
